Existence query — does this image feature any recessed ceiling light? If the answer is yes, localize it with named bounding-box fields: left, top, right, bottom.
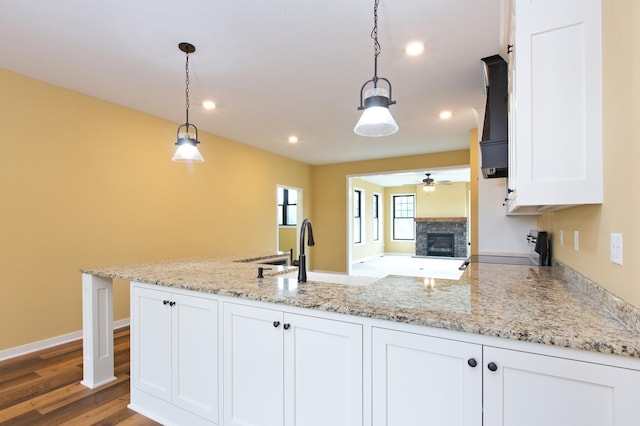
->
left=288, top=135, right=299, bottom=143
left=439, top=110, right=452, bottom=119
left=202, top=100, right=216, bottom=110
left=405, top=41, right=425, bottom=56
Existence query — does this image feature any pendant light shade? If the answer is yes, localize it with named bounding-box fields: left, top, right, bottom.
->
left=172, top=42, right=204, bottom=163
left=355, top=0, right=398, bottom=137
left=172, top=125, right=204, bottom=162
left=354, top=88, right=398, bottom=137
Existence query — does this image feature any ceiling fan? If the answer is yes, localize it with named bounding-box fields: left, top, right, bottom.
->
left=419, top=172, right=451, bottom=192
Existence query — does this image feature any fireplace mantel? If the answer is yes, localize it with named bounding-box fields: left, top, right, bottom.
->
left=415, top=217, right=467, bottom=223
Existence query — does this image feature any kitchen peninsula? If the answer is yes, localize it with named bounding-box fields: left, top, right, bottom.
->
left=80, top=257, right=640, bottom=426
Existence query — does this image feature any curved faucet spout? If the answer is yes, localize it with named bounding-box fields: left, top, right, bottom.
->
left=298, top=218, right=315, bottom=282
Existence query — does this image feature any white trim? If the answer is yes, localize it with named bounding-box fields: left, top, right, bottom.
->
left=0, top=318, right=130, bottom=361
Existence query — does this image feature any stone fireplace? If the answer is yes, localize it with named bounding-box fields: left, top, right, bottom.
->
left=416, top=217, right=468, bottom=258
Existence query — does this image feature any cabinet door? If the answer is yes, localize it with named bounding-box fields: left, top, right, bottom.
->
left=131, top=285, right=173, bottom=402
left=372, top=327, right=482, bottom=426
left=509, top=0, right=602, bottom=212
left=284, top=313, right=363, bottom=426
left=484, top=346, right=640, bottom=426
left=223, top=303, right=284, bottom=426
left=172, top=293, right=219, bottom=422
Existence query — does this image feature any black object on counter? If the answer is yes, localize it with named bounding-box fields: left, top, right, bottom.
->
left=535, top=231, right=551, bottom=266
left=257, top=267, right=272, bottom=279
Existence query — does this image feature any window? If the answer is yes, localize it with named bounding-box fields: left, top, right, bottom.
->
left=354, top=189, right=362, bottom=244
left=373, top=193, right=380, bottom=242
left=277, top=188, right=297, bottom=226
left=392, top=194, right=415, bottom=240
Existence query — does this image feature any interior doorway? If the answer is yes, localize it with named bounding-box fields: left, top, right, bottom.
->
left=346, top=166, right=470, bottom=275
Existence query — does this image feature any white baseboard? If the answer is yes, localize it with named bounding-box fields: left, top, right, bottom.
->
left=0, top=318, right=130, bottom=362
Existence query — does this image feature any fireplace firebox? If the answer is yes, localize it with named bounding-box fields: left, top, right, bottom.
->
left=426, top=233, right=455, bottom=257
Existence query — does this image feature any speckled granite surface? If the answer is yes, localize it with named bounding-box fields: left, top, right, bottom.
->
left=80, top=257, right=640, bottom=358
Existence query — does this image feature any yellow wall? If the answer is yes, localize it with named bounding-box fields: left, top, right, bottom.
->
left=415, top=182, right=469, bottom=218
left=0, top=69, right=313, bottom=351
left=538, top=0, right=640, bottom=307
left=350, top=178, right=385, bottom=261
left=313, top=150, right=470, bottom=272
left=278, top=227, right=297, bottom=258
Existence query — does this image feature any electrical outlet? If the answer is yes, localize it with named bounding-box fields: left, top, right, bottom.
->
left=611, top=233, right=623, bottom=265
left=560, top=230, right=564, bottom=247
left=574, top=231, right=579, bottom=251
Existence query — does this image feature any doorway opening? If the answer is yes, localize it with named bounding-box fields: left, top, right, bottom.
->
left=346, top=166, right=470, bottom=275
left=276, top=185, right=303, bottom=261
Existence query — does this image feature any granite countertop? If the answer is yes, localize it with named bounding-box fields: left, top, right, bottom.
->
left=80, top=256, right=640, bottom=358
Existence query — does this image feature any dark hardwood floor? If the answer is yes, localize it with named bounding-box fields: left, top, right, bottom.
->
left=0, top=327, right=160, bottom=425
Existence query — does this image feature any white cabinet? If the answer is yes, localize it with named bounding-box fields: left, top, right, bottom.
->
left=372, top=327, right=482, bottom=426
left=483, top=346, right=640, bottom=425
left=130, top=283, right=219, bottom=425
left=223, top=302, right=363, bottom=426
left=506, top=0, right=602, bottom=214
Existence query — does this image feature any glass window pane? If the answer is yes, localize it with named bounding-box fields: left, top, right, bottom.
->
left=394, top=218, right=415, bottom=240
left=288, top=189, right=298, bottom=204
left=373, top=218, right=379, bottom=241
left=277, top=187, right=284, bottom=204
left=286, top=206, right=297, bottom=225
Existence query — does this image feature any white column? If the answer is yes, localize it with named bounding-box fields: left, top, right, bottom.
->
left=81, top=273, right=116, bottom=388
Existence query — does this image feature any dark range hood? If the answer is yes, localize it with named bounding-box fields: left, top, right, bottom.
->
left=480, top=55, right=508, bottom=179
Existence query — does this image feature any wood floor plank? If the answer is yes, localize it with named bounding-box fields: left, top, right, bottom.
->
left=0, top=366, right=83, bottom=410
left=0, top=328, right=160, bottom=425
left=37, top=376, right=129, bottom=415
left=0, top=380, right=92, bottom=422
left=64, top=394, right=130, bottom=426
left=38, top=340, right=83, bottom=360
left=115, top=413, right=161, bottom=425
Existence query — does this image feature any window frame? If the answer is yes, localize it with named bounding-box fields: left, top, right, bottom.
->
left=354, top=188, right=363, bottom=244
left=277, top=188, right=297, bottom=226
left=392, top=193, right=416, bottom=241
left=373, top=192, right=381, bottom=242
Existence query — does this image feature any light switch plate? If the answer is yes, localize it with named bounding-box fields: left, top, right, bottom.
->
left=574, top=231, right=579, bottom=251
left=560, top=230, right=564, bottom=247
left=611, top=233, right=623, bottom=265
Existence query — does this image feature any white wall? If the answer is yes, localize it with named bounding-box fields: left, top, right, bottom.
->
left=478, top=176, right=536, bottom=255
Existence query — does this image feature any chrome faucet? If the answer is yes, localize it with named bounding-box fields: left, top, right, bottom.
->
left=297, top=218, right=315, bottom=282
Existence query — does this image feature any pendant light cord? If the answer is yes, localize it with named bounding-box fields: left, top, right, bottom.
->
left=371, top=0, right=380, bottom=86
left=185, top=52, right=191, bottom=125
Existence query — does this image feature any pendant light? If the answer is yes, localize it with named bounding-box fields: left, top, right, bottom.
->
left=172, top=42, right=204, bottom=162
left=354, top=0, right=398, bottom=137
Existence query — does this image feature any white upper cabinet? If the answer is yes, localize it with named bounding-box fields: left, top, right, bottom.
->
left=506, top=0, right=602, bottom=214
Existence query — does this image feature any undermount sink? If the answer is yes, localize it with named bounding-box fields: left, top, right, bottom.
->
left=280, top=271, right=379, bottom=286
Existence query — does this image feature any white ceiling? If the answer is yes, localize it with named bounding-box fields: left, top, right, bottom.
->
left=356, top=167, right=470, bottom=188
left=0, top=1, right=499, bottom=168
